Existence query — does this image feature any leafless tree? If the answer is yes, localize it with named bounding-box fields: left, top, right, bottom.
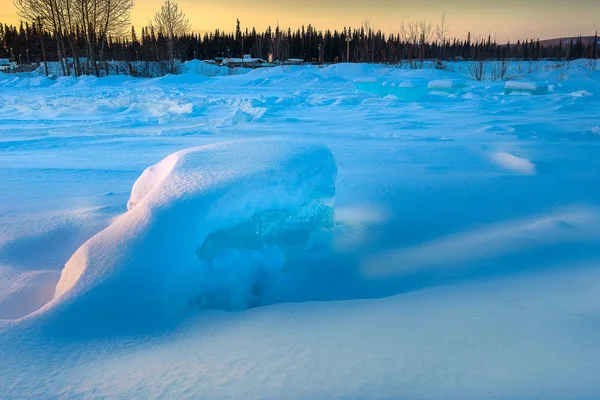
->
left=98, top=0, right=135, bottom=63
left=491, top=59, right=509, bottom=80
left=153, top=0, right=189, bottom=74
left=399, top=20, right=407, bottom=62
left=76, top=0, right=134, bottom=75
left=12, top=3, right=49, bottom=74
left=270, top=23, right=285, bottom=64
left=435, top=12, right=449, bottom=61
left=15, top=0, right=67, bottom=74
left=37, top=16, right=49, bottom=75
left=399, top=19, right=420, bottom=67
left=15, top=0, right=133, bottom=76
left=418, top=19, right=432, bottom=68
left=465, top=51, right=486, bottom=81
left=361, top=18, right=375, bottom=63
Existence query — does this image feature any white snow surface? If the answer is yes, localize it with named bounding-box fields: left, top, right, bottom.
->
left=490, top=151, right=537, bottom=175
left=1, top=60, right=600, bottom=399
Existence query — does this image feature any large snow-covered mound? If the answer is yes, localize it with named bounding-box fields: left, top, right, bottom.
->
left=35, top=140, right=336, bottom=331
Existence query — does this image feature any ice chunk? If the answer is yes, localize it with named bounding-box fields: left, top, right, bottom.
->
left=354, top=78, right=384, bottom=96
left=44, top=140, right=336, bottom=329
left=428, top=79, right=467, bottom=93
left=354, top=78, right=428, bottom=99
left=505, top=81, right=549, bottom=95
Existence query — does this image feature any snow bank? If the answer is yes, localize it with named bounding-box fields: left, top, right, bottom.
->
left=41, top=140, right=336, bottom=331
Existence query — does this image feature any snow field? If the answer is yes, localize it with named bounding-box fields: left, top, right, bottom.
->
left=1, top=60, right=600, bottom=398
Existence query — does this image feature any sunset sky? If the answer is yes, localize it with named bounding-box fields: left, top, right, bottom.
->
left=1, top=0, right=599, bottom=41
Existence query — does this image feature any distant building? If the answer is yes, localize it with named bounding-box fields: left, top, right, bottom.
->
left=221, top=56, right=268, bottom=68
left=285, top=58, right=304, bottom=65
left=0, top=59, right=17, bottom=72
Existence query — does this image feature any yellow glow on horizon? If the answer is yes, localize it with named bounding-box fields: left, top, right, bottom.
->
left=2, top=0, right=599, bottom=42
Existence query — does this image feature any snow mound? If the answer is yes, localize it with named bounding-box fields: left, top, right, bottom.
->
left=490, top=152, right=536, bottom=175
left=43, top=140, right=336, bottom=330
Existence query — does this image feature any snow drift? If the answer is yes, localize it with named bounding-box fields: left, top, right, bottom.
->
left=39, top=140, right=336, bottom=331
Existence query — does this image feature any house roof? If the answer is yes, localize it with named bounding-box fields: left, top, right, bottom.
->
left=222, top=57, right=267, bottom=64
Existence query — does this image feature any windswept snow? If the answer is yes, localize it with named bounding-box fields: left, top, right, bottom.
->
left=1, top=60, right=600, bottom=399
left=363, top=207, right=600, bottom=278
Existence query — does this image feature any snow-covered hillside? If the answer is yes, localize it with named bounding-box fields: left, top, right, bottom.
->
left=1, top=61, right=600, bottom=399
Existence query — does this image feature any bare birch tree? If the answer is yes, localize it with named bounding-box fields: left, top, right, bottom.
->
left=418, top=19, right=432, bottom=67
left=14, top=0, right=67, bottom=74
left=14, top=0, right=133, bottom=76
left=435, top=12, right=450, bottom=60
left=361, top=18, right=374, bottom=62
left=154, top=0, right=189, bottom=74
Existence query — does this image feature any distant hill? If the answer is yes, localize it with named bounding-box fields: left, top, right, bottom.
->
left=538, top=35, right=599, bottom=47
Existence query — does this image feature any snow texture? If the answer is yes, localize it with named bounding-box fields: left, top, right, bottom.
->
left=1, top=60, right=600, bottom=399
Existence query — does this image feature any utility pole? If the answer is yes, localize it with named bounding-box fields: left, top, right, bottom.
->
left=38, top=17, right=48, bottom=76
left=346, top=36, right=351, bottom=62
left=26, top=49, right=30, bottom=64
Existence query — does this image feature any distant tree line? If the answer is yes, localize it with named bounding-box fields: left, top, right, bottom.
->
left=1, top=11, right=598, bottom=76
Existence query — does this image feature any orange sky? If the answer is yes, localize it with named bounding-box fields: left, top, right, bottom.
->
left=2, top=0, right=599, bottom=41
